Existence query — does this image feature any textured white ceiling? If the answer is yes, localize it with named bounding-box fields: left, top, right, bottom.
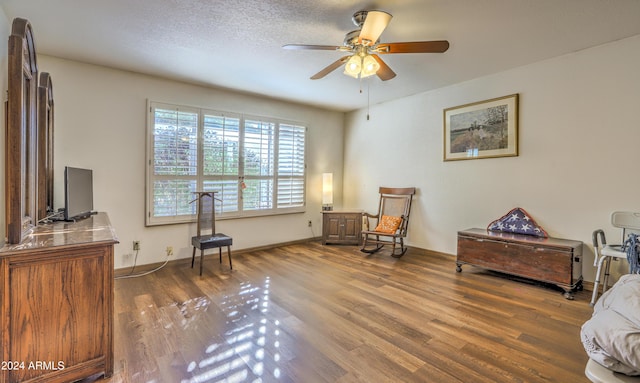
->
left=2, top=0, right=640, bottom=111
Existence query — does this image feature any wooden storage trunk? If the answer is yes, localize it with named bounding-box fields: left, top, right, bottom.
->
left=456, top=228, right=583, bottom=299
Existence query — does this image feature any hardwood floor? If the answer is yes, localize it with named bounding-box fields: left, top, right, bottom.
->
left=94, top=241, right=594, bottom=382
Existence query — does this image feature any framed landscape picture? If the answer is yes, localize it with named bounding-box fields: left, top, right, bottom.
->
left=443, top=94, right=519, bottom=161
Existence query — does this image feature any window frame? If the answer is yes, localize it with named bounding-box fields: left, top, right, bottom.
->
left=146, top=101, right=307, bottom=226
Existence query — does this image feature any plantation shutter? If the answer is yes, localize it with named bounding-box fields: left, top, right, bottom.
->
left=147, top=101, right=306, bottom=225
left=243, top=119, right=275, bottom=211
left=277, top=124, right=306, bottom=208
left=150, top=105, right=198, bottom=219
left=203, top=113, right=240, bottom=213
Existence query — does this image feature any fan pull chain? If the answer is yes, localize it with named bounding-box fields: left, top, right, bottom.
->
left=367, top=80, right=370, bottom=121
left=357, top=77, right=370, bottom=121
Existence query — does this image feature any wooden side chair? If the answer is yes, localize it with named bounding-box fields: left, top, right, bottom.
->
left=191, top=191, right=233, bottom=276
left=361, top=187, right=416, bottom=257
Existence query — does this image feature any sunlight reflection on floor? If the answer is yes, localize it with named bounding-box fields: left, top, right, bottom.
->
left=181, top=277, right=280, bottom=383
left=173, top=296, right=212, bottom=330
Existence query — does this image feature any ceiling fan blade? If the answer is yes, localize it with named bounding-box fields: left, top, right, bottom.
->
left=370, top=54, right=396, bottom=81
left=359, top=10, right=392, bottom=45
left=282, top=44, right=342, bottom=51
left=376, top=40, right=450, bottom=54
left=310, top=56, right=351, bottom=80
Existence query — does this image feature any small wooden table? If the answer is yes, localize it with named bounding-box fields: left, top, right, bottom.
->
left=322, top=210, right=362, bottom=245
left=456, top=228, right=583, bottom=299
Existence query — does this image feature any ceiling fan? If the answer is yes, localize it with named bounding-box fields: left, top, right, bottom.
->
left=283, top=10, right=449, bottom=81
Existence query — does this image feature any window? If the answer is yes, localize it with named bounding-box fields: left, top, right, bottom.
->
left=146, top=101, right=306, bottom=225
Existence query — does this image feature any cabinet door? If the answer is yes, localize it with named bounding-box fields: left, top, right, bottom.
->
left=7, top=246, right=110, bottom=382
left=342, top=214, right=361, bottom=243
left=322, top=213, right=362, bottom=245
left=323, top=215, right=342, bottom=243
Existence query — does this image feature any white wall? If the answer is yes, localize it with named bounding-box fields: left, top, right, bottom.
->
left=343, top=34, right=640, bottom=283
left=36, top=56, right=345, bottom=269
left=2, top=8, right=639, bottom=282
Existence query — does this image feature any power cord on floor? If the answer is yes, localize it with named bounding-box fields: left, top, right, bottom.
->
left=115, top=249, right=170, bottom=279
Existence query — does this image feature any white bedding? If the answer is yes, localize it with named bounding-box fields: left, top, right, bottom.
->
left=581, top=274, right=640, bottom=376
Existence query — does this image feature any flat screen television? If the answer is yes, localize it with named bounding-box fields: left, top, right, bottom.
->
left=64, top=166, right=94, bottom=221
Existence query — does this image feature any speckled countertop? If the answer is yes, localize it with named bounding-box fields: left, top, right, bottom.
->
left=0, top=212, right=118, bottom=253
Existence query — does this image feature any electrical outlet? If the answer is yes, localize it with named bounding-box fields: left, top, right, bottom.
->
left=166, top=246, right=173, bottom=256
left=133, top=240, right=140, bottom=251
left=308, top=220, right=312, bottom=227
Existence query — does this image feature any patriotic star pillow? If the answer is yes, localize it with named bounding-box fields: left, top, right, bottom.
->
left=487, top=207, right=548, bottom=238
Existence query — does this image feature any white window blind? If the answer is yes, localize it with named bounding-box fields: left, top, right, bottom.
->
left=277, top=124, right=306, bottom=208
left=151, top=105, right=198, bottom=220
left=146, top=101, right=306, bottom=225
left=202, top=113, right=240, bottom=214
left=243, top=119, right=275, bottom=211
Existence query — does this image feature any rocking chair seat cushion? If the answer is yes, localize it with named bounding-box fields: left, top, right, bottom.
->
left=374, top=215, right=402, bottom=234
left=192, top=233, right=233, bottom=249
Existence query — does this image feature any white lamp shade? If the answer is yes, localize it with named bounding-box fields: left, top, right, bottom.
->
left=360, top=55, right=380, bottom=78
left=322, top=173, right=333, bottom=205
left=343, top=55, right=362, bottom=78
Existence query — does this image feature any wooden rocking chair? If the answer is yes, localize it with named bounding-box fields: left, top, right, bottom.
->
left=361, top=187, right=416, bottom=257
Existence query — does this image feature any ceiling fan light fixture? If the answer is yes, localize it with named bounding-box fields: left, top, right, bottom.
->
left=360, top=54, right=380, bottom=78
left=344, top=55, right=362, bottom=78
left=285, top=9, right=449, bottom=81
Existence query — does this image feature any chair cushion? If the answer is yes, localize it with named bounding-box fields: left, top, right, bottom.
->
left=192, top=233, right=233, bottom=249
left=375, top=215, right=402, bottom=234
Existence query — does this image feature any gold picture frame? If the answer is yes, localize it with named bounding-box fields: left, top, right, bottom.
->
left=443, top=94, right=519, bottom=161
